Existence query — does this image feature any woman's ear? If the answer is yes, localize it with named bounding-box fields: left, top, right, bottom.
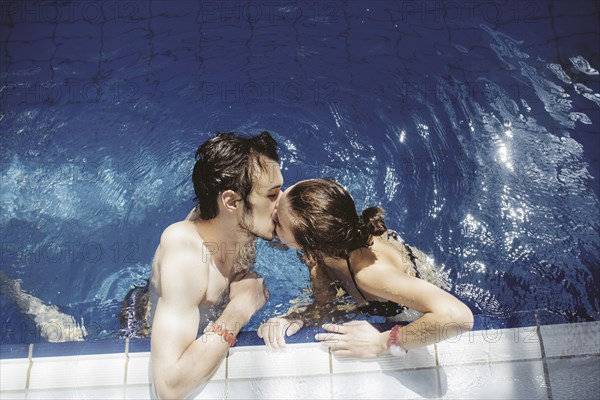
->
left=220, top=190, right=240, bottom=212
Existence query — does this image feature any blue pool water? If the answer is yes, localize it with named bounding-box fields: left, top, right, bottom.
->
left=1, top=0, right=599, bottom=344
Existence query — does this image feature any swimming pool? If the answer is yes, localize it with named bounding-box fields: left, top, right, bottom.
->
left=1, top=0, right=598, bottom=358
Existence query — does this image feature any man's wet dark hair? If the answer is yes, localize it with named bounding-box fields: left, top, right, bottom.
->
left=192, top=131, right=279, bottom=220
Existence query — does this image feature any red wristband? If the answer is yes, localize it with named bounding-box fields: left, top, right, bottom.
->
left=388, top=325, right=407, bottom=357
left=206, top=322, right=237, bottom=347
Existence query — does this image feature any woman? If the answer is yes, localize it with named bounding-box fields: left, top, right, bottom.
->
left=257, top=178, right=473, bottom=358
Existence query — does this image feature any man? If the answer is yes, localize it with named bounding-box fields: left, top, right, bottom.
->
left=149, top=131, right=283, bottom=399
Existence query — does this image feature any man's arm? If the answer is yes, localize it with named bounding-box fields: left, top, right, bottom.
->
left=150, top=226, right=254, bottom=399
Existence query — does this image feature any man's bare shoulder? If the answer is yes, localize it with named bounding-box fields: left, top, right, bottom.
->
left=156, top=220, right=209, bottom=304
left=159, top=220, right=204, bottom=249
left=157, top=220, right=208, bottom=278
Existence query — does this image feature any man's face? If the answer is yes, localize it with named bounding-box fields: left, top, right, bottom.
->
left=273, top=184, right=301, bottom=249
left=239, top=157, right=283, bottom=241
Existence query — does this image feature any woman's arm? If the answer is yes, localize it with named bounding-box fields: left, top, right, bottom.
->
left=316, top=262, right=473, bottom=358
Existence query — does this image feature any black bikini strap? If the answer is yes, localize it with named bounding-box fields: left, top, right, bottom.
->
left=346, top=256, right=369, bottom=302
left=403, top=243, right=422, bottom=279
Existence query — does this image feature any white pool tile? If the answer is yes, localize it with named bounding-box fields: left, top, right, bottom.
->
left=546, top=355, right=600, bottom=400
left=224, top=375, right=333, bottom=400
left=213, top=351, right=227, bottom=380
left=28, top=353, right=126, bottom=390
left=19, top=388, right=79, bottom=400
left=21, top=385, right=153, bottom=399
left=24, top=386, right=128, bottom=399
left=331, top=345, right=436, bottom=374
left=227, top=343, right=329, bottom=380
left=441, top=360, right=548, bottom=399
left=437, top=326, right=542, bottom=366
left=123, top=384, right=154, bottom=399
left=0, top=358, right=29, bottom=391
left=0, top=390, right=28, bottom=399
left=125, top=352, right=151, bottom=385
left=125, top=350, right=226, bottom=387
left=329, top=368, right=440, bottom=399
left=540, top=321, right=600, bottom=358
left=193, top=380, right=228, bottom=399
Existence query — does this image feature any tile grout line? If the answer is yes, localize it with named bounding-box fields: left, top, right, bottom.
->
left=535, top=310, right=553, bottom=400
left=328, top=347, right=334, bottom=400
left=226, top=370, right=345, bottom=382
left=434, top=342, right=442, bottom=399
left=225, top=349, right=229, bottom=380
left=124, top=337, right=130, bottom=386
left=328, top=347, right=333, bottom=375
left=437, top=357, right=543, bottom=369
left=25, top=343, right=33, bottom=390
left=548, top=353, right=600, bottom=360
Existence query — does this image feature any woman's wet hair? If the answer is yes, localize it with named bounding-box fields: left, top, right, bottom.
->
left=119, top=281, right=151, bottom=338
left=192, top=131, right=279, bottom=220
left=285, top=178, right=386, bottom=264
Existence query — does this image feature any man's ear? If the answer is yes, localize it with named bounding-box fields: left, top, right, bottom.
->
left=220, top=190, right=240, bottom=212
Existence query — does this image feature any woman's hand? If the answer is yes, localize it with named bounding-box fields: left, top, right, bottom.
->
left=315, top=320, right=389, bottom=358
left=257, top=317, right=304, bottom=348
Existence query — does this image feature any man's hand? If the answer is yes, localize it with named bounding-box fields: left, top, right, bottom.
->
left=257, top=317, right=304, bottom=348
left=228, top=272, right=269, bottom=322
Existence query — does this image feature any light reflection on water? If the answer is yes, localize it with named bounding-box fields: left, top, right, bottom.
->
left=0, top=5, right=599, bottom=342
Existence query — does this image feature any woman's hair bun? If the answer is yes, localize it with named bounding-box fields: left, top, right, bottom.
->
left=360, top=207, right=387, bottom=236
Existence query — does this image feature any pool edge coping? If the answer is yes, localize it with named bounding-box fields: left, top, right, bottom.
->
left=1, top=320, right=599, bottom=394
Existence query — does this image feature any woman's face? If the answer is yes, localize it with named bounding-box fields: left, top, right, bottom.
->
left=273, top=185, right=301, bottom=249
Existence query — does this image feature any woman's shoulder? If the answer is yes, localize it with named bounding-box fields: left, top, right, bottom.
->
left=377, top=230, right=451, bottom=290
left=353, top=248, right=407, bottom=283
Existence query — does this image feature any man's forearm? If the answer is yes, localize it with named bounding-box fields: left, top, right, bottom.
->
left=186, top=307, right=249, bottom=372
left=154, top=307, right=251, bottom=399
left=209, top=304, right=252, bottom=343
